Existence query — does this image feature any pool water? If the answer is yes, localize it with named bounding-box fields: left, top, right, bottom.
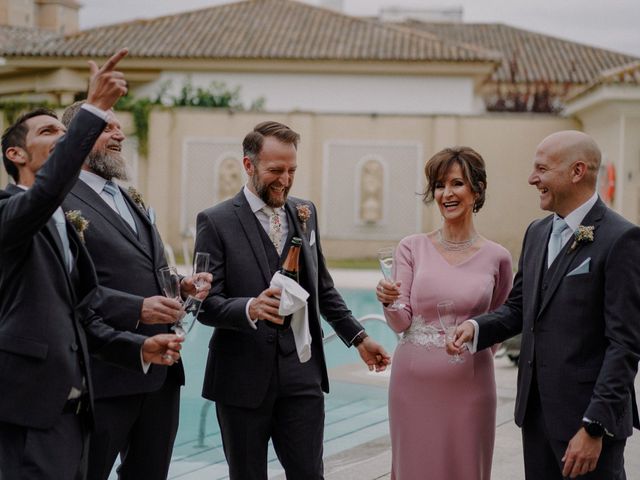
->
left=112, top=288, right=397, bottom=479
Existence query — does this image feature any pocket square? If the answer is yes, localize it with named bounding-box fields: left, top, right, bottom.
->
left=309, top=230, right=316, bottom=246
left=567, top=258, right=590, bottom=276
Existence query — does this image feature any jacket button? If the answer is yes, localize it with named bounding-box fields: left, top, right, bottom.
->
left=530, top=327, right=534, bottom=332
left=527, top=360, right=533, bottom=366
left=70, top=343, right=78, bottom=352
left=542, top=283, right=548, bottom=290
left=267, top=335, right=275, bottom=344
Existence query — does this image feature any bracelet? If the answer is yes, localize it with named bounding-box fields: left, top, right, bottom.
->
left=352, top=331, right=368, bottom=347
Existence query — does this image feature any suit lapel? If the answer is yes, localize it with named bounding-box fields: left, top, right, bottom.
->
left=6, top=184, right=72, bottom=275
left=69, top=181, right=152, bottom=261
left=233, top=192, right=272, bottom=285
left=537, top=200, right=606, bottom=318
left=285, top=200, right=315, bottom=288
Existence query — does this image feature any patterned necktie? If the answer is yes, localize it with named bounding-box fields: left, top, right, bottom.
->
left=103, top=181, right=138, bottom=234
left=547, top=217, right=569, bottom=266
left=262, top=206, right=283, bottom=254
left=52, top=207, right=73, bottom=272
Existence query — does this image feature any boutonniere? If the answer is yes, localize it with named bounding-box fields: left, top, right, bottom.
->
left=128, top=186, right=155, bottom=224
left=296, top=203, right=312, bottom=233
left=127, top=186, right=146, bottom=210
left=568, top=225, right=594, bottom=253
left=65, top=210, right=89, bottom=242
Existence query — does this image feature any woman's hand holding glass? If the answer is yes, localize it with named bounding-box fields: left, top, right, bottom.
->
left=375, top=279, right=403, bottom=308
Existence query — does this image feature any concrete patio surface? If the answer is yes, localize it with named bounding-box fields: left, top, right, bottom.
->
left=319, top=356, right=640, bottom=480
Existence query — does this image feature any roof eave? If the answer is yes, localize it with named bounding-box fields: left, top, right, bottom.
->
left=564, top=84, right=640, bottom=116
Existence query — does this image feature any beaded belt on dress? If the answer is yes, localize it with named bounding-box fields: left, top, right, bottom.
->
left=399, top=315, right=445, bottom=349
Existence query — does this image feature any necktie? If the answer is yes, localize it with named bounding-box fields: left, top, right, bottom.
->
left=547, top=217, right=569, bottom=266
left=262, top=206, right=283, bottom=254
left=52, top=207, right=73, bottom=272
left=103, top=181, right=138, bottom=234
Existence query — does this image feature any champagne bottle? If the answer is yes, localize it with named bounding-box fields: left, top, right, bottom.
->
left=280, top=237, right=302, bottom=328
left=281, top=237, right=302, bottom=282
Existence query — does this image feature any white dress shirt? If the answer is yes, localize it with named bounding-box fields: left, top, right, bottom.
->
left=243, top=184, right=289, bottom=327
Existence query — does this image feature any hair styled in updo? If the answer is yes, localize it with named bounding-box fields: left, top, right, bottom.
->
left=422, top=146, right=487, bottom=213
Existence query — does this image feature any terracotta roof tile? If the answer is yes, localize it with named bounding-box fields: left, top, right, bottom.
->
left=1, top=0, right=499, bottom=63
left=400, top=21, right=638, bottom=84
left=567, top=61, right=640, bottom=101
left=0, top=25, right=59, bottom=50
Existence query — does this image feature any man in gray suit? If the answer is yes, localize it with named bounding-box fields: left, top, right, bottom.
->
left=451, top=131, right=640, bottom=479
left=0, top=49, right=183, bottom=480
left=195, top=121, right=391, bottom=479
left=61, top=102, right=212, bottom=480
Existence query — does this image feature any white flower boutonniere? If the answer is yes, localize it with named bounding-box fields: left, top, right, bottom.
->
left=296, top=203, right=312, bottom=233
left=568, top=225, right=594, bottom=253
left=65, top=210, right=89, bottom=242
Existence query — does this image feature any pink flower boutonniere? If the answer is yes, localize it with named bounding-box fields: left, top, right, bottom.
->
left=296, top=204, right=312, bottom=233
left=568, top=225, right=594, bottom=253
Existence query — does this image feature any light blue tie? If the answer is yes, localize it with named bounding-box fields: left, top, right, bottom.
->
left=547, top=217, right=569, bottom=267
left=103, top=181, right=138, bottom=234
left=52, top=207, right=73, bottom=272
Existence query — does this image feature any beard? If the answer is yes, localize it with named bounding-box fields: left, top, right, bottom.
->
left=87, top=147, right=129, bottom=181
left=251, top=174, right=289, bottom=208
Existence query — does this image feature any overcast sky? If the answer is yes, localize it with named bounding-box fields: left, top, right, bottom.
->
left=79, top=0, right=640, bottom=58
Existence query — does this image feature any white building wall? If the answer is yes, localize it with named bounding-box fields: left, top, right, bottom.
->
left=134, top=71, right=481, bottom=115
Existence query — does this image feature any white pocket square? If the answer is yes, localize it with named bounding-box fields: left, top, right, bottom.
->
left=309, top=230, right=316, bottom=246
left=567, top=258, right=590, bottom=276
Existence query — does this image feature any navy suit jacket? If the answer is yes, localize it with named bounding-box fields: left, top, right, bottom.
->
left=195, top=191, right=362, bottom=408
left=476, top=199, right=640, bottom=440
left=0, top=109, right=147, bottom=429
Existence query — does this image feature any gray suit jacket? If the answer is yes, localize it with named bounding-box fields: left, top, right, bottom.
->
left=195, top=190, right=362, bottom=408
left=62, top=180, right=185, bottom=399
left=476, top=199, right=640, bottom=440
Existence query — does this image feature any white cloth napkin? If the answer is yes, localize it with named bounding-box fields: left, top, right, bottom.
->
left=270, top=272, right=311, bottom=363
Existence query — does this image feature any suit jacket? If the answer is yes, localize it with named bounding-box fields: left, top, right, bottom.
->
left=476, top=198, right=640, bottom=440
left=195, top=191, right=362, bottom=408
left=0, top=109, right=147, bottom=429
left=62, top=180, right=185, bottom=399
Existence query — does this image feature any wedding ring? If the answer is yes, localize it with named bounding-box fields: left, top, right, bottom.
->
left=162, top=353, right=173, bottom=363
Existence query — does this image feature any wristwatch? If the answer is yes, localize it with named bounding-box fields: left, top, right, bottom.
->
left=352, top=331, right=369, bottom=347
left=582, top=419, right=605, bottom=438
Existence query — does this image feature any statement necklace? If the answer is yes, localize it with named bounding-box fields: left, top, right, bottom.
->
left=437, top=229, right=478, bottom=252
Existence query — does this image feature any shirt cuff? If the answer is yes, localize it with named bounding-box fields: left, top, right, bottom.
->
left=245, top=298, right=258, bottom=330
left=140, top=350, right=150, bottom=374
left=467, top=319, right=479, bottom=353
left=349, top=329, right=365, bottom=346
left=81, top=103, right=110, bottom=121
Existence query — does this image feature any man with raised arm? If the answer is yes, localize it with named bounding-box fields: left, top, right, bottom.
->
left=0, top=49, right=183, bottom=479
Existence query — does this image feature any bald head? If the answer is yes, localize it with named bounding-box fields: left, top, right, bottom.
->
left=537, top=130, right=601, bottom=187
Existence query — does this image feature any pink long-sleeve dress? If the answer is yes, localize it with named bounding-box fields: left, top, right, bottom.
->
left=384, top=234, right=513, bottom=480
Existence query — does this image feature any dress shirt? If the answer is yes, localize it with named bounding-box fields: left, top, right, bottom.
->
left=467, top=192, right=599, bottom=353
left=79, top=169, right=118, bottom=211
left=243, top=184, right=289, bottom=328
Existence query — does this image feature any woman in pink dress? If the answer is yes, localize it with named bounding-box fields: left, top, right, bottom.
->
left=376, top=147, right=513, bottom=480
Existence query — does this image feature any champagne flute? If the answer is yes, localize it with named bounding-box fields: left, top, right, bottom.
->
left=378, top=247, right=406, bottom=311
left=193, top=252, right=210, bottom=291
left=158, top=266, right=186, bottom=337
left=437, top=300, right=465, bottom=364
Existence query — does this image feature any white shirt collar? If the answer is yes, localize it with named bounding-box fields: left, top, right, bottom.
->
left=79, top=169, right=109, bottom=195
left=243, top=184, right=285, bottom=214
left=556, top=192, right=599, bottom=233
